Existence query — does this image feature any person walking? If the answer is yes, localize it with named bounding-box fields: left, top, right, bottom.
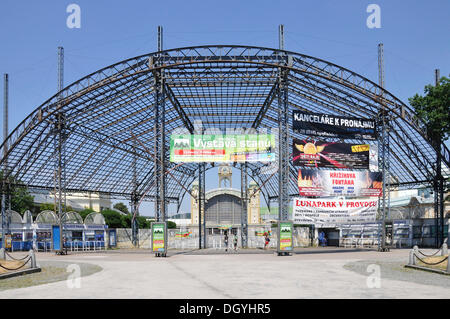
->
left=264, top=232, right=270, bottom=250
left=233, top=234, right=238, bottom=251
left=224, top=231, right=229, bottom=252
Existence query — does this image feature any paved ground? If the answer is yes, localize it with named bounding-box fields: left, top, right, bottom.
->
left=0, top=248, right=449, bottom=299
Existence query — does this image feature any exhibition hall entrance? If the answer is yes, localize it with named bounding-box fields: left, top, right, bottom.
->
left=318, top=228, right=340, bottom=247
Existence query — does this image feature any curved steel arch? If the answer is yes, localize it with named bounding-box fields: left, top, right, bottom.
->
left=0, top=45, right=448, bottom=206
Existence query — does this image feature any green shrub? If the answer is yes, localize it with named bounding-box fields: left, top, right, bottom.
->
left=167, top=221, right=176, bottom=229
left=79, top=208, right=96, bottom=220
left=101, top=209, right=123, bottom=228
left=40, top=202, right=73, bottom=212
left=113, top=202, right=129, bottom=214
left=136, top=216, right=150, bottom=229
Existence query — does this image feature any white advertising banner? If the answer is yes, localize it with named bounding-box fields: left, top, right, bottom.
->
left=292, top=197, right=378, bottom=227
left=298, top=169, right=382, bottom=197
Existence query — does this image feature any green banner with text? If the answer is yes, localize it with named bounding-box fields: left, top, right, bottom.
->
left=170, top=134, right=276, bottom=163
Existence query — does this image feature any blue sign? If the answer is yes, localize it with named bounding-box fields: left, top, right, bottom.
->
left=52, top=225, right=60, bottom=251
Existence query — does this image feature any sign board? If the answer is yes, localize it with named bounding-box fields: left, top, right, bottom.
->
left=293, top=198, right=378, bottom=227
left=170, top=134, right=276, bottom=163
left=292, top=110, right=376, bottom=140
left=277, top=221, right=293, bottom=253
left=218, top=225, right=233, bottom=230
left=175, top=231, right=192, bottom=238
left=108, top=229, right=117, bottom=248
left=52, top=225, right=60, bottom=251
left=151, top=222, right=167, bottom=255
left=297, top=168, right=382, bottom=197
left=4, top=234, right=12, bottom=249
left=292, top=139, right=373, bottom=169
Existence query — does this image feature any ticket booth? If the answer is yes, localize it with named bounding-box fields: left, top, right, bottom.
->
left=22, top=210, right=34, bottom=250
left=35, top=210, right=59, bottom=251
left=61, top=211, right=85, bottom=250
left=6, top=210, right=25, bottom=251
left=84, top=212, right=107, bottom=250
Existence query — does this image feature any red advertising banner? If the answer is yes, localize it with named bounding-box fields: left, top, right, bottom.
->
left=292, top=139, right=373, bottom=169
left=298, top=169, right=382, bottom=197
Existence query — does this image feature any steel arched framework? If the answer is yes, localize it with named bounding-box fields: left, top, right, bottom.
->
left=1, top=45, right=448, bottom=231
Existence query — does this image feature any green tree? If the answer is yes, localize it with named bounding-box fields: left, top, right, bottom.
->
left=10, top=185, right=35, bottom=214
left=409, top=76, right=450, bottom=142
left=0, top=171, right=35, bottom=213
left=121, top=214, right=132, bottom=228
left=136, top=216, right=151, bottom=229
left=409, top=76, right=450, bottom=202
left=167, top=221, right=176, bottom=229
left=113, top=202, right=129, bottom=215
left=39, top=202, right=73, bottom=213
left=79, top=208, right=96, bottom=220
left=101, top=209, right=123, bottom=228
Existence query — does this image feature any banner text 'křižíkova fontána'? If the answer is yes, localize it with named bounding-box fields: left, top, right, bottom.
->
left=298, top=169, right=382, bottom=197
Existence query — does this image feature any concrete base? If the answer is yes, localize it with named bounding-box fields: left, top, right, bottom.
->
left=404, top=264, right=449, bottom=276
left=0, top=267, right=41, bottom=280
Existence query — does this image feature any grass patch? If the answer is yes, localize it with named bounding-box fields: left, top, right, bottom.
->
left=0, top=261, right=102, bottom=291
left=0, top=259, right=30, bottom=274
left=417, top=255, right=448, bottom=272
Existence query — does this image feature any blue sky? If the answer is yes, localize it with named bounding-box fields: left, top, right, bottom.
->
left=0, top=0, right=449, bottom=216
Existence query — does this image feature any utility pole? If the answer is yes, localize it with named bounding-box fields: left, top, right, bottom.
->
left=158, top=25, right=163, bottom=52
left=279, top=24, right=285, bottom=51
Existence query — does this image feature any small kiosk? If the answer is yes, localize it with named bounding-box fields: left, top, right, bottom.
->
left=7, top=210, right=25, bottom=251
left=22, top=210, right=34, bottom=250
left=61, top=211, right=84, bottom=250
left=83, top=212, right=107, bottom=250
left=34, top=210, right=58, bottom=251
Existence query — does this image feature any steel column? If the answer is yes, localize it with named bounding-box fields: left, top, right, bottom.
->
left=159, top=82, right=167, bottom=223
left=434, top=69, right=444, bottom=248
left=53, top=113, right=68, bottom=254
left=1, top=74, right=9, bottom=248
left=154, top=88, right=161, bottom=221
left=277, top=27, right=290, bottom=222
left=198, top=162, right=206, bottom=248
left=131, top=137, right=139, bottom=247
left=377, top=111, right=391, bottom=251
left=434, top=143, right=444, bottom=247
left=377, top=43, right=391, bottom=252
left=240, top=162, right=248, bottom=248
left=277, top=69, right=290, bottom=222
left=152, top=53, right=167, bottom=222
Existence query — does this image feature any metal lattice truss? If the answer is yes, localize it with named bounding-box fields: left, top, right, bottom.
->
left=1, top=45, right=449, bottom=207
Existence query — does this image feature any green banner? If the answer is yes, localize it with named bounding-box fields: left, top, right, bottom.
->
left=170, top=134, right=276, bottom=163
left=152, top=223, right=165, bottom=252
left=279, top=222, right=293, bottom=251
